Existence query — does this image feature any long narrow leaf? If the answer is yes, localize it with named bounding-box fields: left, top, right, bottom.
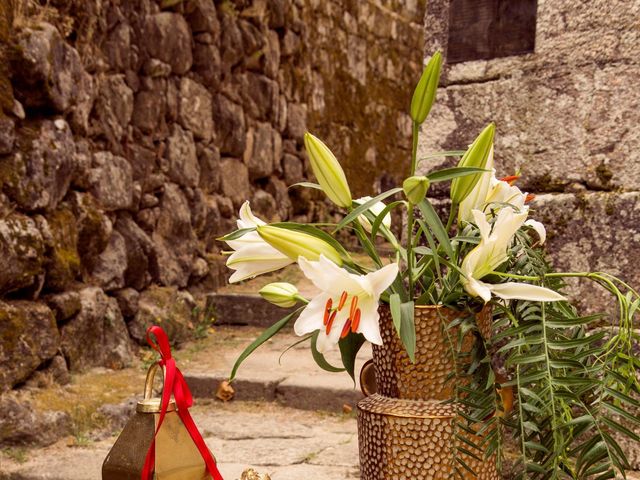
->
left=311, top=331, right=345, bottom=373
left=334, top=188, right=403, bottom=232
left=417, top=199, right=454, bottom=259
left=229, top=308, right=302, bottom=381
left=427, top=167, right=489, bottom=183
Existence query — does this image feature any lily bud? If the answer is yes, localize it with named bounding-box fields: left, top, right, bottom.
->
left=257, top=225, right=343, bottom=266
left=450, top=123, right=495, bottom=205
left=410, top=51, right=443, bottom=125
left=402, top=176, right=430, bottom=204
left=304, top=133, right=352, bottom=208
left=259, top=282, right=300, bottom=308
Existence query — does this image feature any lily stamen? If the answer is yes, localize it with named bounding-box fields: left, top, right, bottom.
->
left=340, top=319, right=352, bottom=339
left=323, top=298, right=333, bottom=325
left=349, top=296, right=359, bottom=319
left=351, top=308, right=361, bottom=333
left=326, top=310, right=337, bottom=334
left=500, top=175, right=520, bottom=186
left=525, top=193, right=535, bottom=203
left=337, top=291, right=348, bottom=311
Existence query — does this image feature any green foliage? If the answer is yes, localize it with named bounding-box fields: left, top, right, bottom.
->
left=446, top=229, right=640, bottom=479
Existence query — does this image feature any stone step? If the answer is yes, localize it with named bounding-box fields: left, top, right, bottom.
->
left=206, top=293, right=297, bottom=328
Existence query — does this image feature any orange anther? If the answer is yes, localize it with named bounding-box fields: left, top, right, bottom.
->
left=340, top=319, right=352, bottom=339
left=337, top=291, right=348, bottom=311
left=349, top=296, right=359, bottom=319
left=525, top=193, right=536, bottom=203
left=323, top=298, right=333, bottom=326
left=500, top=175, right=520, bottom=186
left=326, top=311, right=337, bottom=334
left=351, top=308, right=361, bottom=333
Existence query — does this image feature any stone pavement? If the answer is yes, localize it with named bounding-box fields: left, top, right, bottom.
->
left=179, top=325, right=371, bottom=411
left=0, top=401, right=360, bottom=480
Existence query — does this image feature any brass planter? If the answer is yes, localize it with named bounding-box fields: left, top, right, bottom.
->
left=358, top=394, right=499, bottom=480
left=357, top=305, right=497, bottom=479
left=372, top=305, right=491, bottom=400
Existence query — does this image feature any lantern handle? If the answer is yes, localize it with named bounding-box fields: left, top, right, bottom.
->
left=137, top=362, right=174, bottom=413
left=143, top=362, right=166, bottom=400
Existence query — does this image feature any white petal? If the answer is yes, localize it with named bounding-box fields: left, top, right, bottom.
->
left=298, top=255, right=364, bottom=296
left=458, top=151, right=494, bottom=224
left=365, top=263, right=399, bottom=297
left=356, top=298, right=383, bottom=345
left=525, top=219, right=547, bottom=245
left=489, top=282, right=566, bottom=302
left=237, top=201, right=266, bottom=229
left=226, top=230, right=263, bottom=251
left=486, top=179, right=526, bottom=211
left=226, top=244, right=293, bottom=282
left=355, top=196, right=391, bottom=233
left=472, top=209, right=491, bottom=241
left=463, top=277, right=493, bottom=303
left=294, top=294, right=330, bottom=335
left=316, top=311, right=350, bottom=353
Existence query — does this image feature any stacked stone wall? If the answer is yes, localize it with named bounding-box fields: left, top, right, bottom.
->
left=0, top=0, right=424, bottom=402
left=418, top=0, right=640, bottom=312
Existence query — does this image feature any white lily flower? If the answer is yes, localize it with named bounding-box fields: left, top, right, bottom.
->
left=459, top=147, right=495, bottom=224
left=294, top=255, right=399, bottom=352
left=458, top=161, right=547, bottom=246
left=461, top=209, right=565, bottom=303
left=354, top=196, right=392, bottom=234
left=225, top=202, right=294, bottom=283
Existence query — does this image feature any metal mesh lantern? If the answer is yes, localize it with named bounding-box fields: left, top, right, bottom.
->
left=103, top=326, right=223, bottom=480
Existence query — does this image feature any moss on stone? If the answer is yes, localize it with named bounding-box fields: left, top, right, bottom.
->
left=44, top=207, right=80, bottom=291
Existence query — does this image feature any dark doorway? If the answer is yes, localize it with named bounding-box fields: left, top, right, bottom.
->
left=447, top=0, right=537, bottom=63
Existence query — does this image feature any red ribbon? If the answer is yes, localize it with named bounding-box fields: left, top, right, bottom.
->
left=141, top=326, right=224, bottom=480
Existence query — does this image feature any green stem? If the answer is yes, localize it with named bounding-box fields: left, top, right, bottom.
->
left=407, top=203, right=415, bottom=299
left=410, top=121, right=420, bottom=176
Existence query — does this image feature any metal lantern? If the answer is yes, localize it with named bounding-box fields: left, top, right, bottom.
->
left=102, top=326, right=223, bottom=480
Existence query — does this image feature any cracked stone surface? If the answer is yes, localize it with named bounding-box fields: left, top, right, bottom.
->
left=0, top=401, right=360, bottom=480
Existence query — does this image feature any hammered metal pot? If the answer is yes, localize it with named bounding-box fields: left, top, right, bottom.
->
left=358, top=394, right=499, bottom=480
left=372, top=305, right=492, bottom=400
left=357, top=305, right=497, bottom=480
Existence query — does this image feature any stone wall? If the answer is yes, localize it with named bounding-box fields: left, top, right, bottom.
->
left=417, top=0, right=640, bottom=311
left=0, top=0, right=424, bottom=397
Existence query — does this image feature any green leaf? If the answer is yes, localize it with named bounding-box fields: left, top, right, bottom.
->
left=311, top=331, right=346, bottom=373
left=389, top=293, right=402, bottom=335
left=370, top=200, right=405, bottom=239
left=339, top=332, right=366, bottom=383
left=400, top=301, right=416, bottom=363
left=601, top=416, right=640, bottom=442
left=217, top=227, right=256, bottom=241
left=334, top=188, right=403, bottom=233
left=289, top=182, right=323, bottom=190
left=427, top=167, right=489, bottom=183
left=417, top=199, right=454, bottom=259
left=229, top=308, right=302, bottom=381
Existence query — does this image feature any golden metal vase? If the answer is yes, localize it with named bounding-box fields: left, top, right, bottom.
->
left=357, top=305, right=498, bottom=480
